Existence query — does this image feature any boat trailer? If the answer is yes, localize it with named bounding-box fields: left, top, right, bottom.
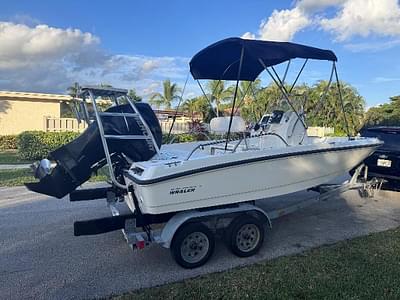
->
left=72, top=163, right=383, bottom=268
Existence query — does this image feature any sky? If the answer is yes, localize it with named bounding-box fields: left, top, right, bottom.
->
left=0, top=0, right=399, bottom=107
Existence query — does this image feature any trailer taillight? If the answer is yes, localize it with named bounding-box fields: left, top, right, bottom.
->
left=136, top=240, right=145, bottom=249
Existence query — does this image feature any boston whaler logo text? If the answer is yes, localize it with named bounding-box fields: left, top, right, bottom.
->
left=170, top=185, right=197, bottom=195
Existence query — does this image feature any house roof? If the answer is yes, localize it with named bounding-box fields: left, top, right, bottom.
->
left=0, top=90, right=71, bottom=102
left=0, top=90, right=113, bottom=105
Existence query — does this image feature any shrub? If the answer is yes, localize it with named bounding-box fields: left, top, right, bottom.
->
left=0, top=135, right=18, bottom=150
left=163, top=133, right=211, bottom=144
left=17, top=131, right=80, bottom=160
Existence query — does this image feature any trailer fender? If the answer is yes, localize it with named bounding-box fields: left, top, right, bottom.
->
left=159, top=203, right=271, bottom=248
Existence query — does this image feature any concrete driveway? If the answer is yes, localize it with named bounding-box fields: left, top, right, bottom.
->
left=0, top=184, right=399, bottom=300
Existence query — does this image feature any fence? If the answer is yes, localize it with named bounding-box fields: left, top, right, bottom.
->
left=307, top=126, right=334, bottom=137
left=44, top=117, right=333, bottom=137
left=44, top=117, right=191, bottom=134
left=44, top=117, right=88, bottom=132
left=160, top=121, right=191, bottom=134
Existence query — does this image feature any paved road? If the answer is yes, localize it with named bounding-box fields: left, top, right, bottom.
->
left=0, top=184, right=399, bottom=300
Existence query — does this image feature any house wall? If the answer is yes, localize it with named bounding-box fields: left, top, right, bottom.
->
left=0, top=99, right=61, bottom=135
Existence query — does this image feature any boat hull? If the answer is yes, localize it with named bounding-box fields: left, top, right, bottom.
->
left=127, top=143, right=378, bottom=215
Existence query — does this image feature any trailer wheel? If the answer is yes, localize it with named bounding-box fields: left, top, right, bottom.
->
left=171, top=222, right=215, bottom=269
left=226, top=215, right=264, bottom=257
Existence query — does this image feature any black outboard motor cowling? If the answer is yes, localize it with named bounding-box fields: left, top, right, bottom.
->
left=25, top=103, right=162, bottom=198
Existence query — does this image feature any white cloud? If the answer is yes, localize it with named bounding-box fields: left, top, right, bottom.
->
left=0, top=21, right=189, bottom=96
left=320, top=0, right=400, bottom=41
left=142, top=82, right=160, bottom=96
left=241, top=0, right=336, bottom=42
left=297, top=0, right=346, bottom=13
left=0, top=22, right=99, bottom=70
left=241, top=31, right=255, bottom=40
left=141, top=60, right=161, bottom=72
left=257, top=7, right=311, bottom=41
left=242, top=0, right=400, bottom=49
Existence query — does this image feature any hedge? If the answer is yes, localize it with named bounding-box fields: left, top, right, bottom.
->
left=15, top=131, right=234, bottom=161
left=0, top=135, right=18, bottom=150
left=17, top=131, right=80, bottom=160
left=162, top=133, right=213, bottom=144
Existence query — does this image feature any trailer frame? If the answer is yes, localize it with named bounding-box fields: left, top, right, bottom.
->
left=72, top=164, right=383, bottom=268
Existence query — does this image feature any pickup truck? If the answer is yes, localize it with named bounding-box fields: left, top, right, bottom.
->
left=356, top=126, right=400, bottom=189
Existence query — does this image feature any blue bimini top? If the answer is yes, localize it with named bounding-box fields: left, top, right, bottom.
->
left=189, top=37, right=337, bottom=81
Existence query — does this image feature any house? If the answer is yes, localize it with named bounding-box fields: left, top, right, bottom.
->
left=0, top=91, right=72, bottom=135
left=0, top=90, right=197, bottom=136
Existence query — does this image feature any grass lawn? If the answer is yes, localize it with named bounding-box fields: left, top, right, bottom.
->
left=117, top=227, right=400, bottom=300
left=0, top=150, right=32, bottom=164
left=0, top=168, right=37, bottom=187
left=0, top=168, right=108, bottom=187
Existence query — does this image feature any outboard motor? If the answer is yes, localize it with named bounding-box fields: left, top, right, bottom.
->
left=25, top=103, right=162, bottom=198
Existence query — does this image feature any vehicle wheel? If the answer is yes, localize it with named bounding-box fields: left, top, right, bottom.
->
left=171, top=222, right=215, bottom=269
left=226, top=214, right=264, bottom=257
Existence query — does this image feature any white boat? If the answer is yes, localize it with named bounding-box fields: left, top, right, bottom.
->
left=27, top=37, right=381, bottom=216
left=124, top=113, right=380, bottom=215
left=120, top=37, right=381, bottom=215
left=26, top=37, right=382, bottom=268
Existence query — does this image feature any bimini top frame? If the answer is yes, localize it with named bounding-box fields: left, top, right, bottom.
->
left=189, top=37, right=337, bottom=81
left=188, top=37, right=349, bottom=149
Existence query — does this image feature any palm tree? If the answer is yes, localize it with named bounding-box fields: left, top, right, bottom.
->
left=67, top=82, right=80, bottom=98
left=182, top=98, right=199, bottom=121
left=226, top=80, right=261, bottom=121
left=149, top=79, right=181, bottom=109
left=306, top=80, right=365, bottom=135
left=246, top=83, right=286, bottom=122
left=128, top=88, right=142, bottom=102
left=340, top=83, right=365, bottom=134
left=207, top=80, right=231, bottom=116
left=63, top=82, right=81, bottom=118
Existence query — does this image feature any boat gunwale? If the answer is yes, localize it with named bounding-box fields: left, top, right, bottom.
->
left=125, top=141, right=382, bottom=186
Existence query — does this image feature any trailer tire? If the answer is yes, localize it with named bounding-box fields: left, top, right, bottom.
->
left=171, top=222, right=215, bottom=269
left=226, top=214, right=264, bottom=257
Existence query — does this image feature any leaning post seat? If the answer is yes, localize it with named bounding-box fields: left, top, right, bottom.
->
left=210, top=116, right=246, bottom=133
left=209, top=116, right=247, bottom=153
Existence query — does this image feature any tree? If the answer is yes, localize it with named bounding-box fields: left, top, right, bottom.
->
left=234, top=79, right=365, bottom=135
left=305, top=81, right=365, bottom=135
left=149, top=79, right=181, bottom=109
left=364, top=95, right=400, bottom=127
left=237, top=82, right=286, bottom=122
left=67, top=82, right=80, bottom=98
left=207, top=80, right=231, bottom=116
left=227, top=80, right=262, bottom=122
left=63, top=82, right=80, bottom=118
left=128, top=88, right=142, bottom=102
left=182, top=98, right=199, bottom=121
left=182, top=96, right=213, bottom=122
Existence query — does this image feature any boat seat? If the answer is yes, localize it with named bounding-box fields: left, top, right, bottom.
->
left=210, top=116, right=246, bottom=133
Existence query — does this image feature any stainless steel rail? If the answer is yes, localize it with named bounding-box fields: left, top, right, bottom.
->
left=77, top=86, right=161, bottom=189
